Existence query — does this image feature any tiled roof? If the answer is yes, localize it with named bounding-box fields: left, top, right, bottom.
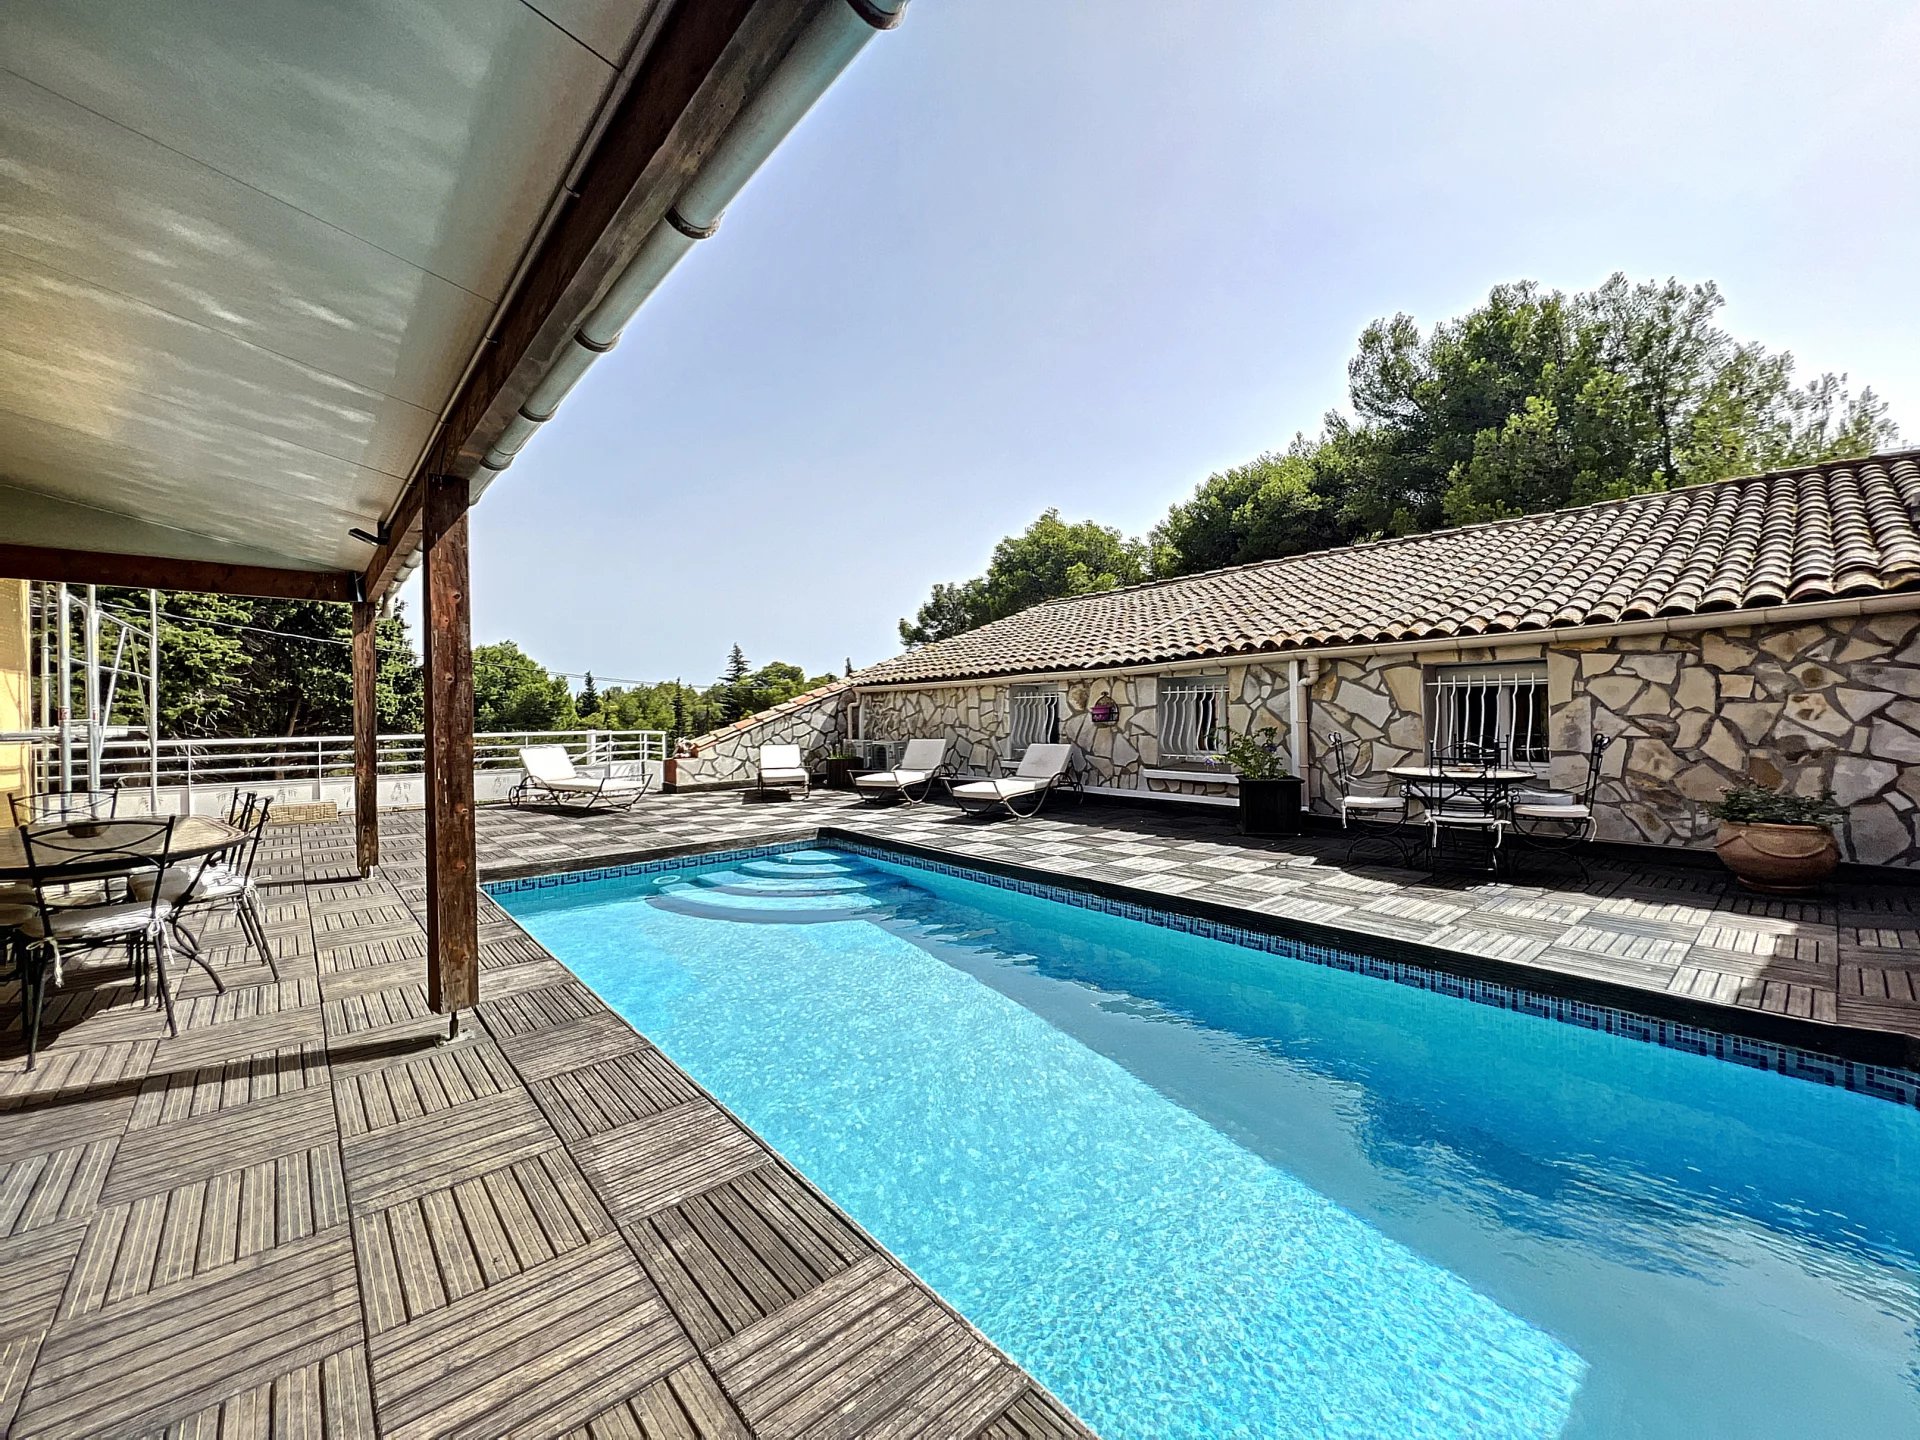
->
left=855, top=450, right=1920, bottom=685
left=684, top=680, right=849, bottom=749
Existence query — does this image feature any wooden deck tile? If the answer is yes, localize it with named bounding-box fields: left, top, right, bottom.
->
left=574, top=1100, right=768, bottom=1223
left=368, top=1233, right=693, bottom=1440
left=12, top=1228, right=362, bottom=1438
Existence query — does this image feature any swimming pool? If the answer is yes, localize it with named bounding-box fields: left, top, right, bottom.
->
left=501, top=845, right=1920, bottom=1440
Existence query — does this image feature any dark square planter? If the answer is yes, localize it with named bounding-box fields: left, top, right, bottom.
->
left=1238, top=776, right=1304, bottom=836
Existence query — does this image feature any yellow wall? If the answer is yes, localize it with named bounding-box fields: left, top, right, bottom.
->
left=0, top=578, right=29, bottom=807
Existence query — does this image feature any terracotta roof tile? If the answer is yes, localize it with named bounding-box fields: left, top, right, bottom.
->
left=854, top=450, right=1920, bottom=686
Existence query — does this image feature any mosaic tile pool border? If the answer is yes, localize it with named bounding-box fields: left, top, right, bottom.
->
left=487, top=837, right=1920, bottom=1110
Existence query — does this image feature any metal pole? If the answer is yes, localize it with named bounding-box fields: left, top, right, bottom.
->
left=84, top=585, right=101, bottom=793
left=148, top=590, right=161, bottom=810
left=57, top=582, right=72, bottom=794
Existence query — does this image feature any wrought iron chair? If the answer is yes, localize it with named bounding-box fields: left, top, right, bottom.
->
left=1324, top=734, right=1412, bottom=863
left=1423, top=748, right=1508, bottom=873
left=1509, top=733, right=1613, bottom=878
left=16, top=816, right=181, bottom=1068
left=136, top=794, right=279, bottom=983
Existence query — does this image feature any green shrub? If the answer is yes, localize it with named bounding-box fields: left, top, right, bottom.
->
left=1221, top=728, right=1292, bottom=780
left=1706, top=783, right=1845, bottom=827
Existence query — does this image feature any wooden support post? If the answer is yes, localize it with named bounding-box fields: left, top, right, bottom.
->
left=421, top=476, right=478, bottom=1015
left=351, top=600, right=380, bottom=876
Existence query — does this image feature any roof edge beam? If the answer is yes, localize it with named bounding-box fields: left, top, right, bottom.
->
left=0, top=542, right=356, bottom=602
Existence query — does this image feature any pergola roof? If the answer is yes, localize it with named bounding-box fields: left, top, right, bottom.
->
left=0, top=0, right=866, bottom=601
left=855, top=450, right=1920, bottom=686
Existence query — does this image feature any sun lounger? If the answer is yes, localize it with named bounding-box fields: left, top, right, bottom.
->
left=511, top=745, right=651, bottom=810
left=852, top=738, right=952, bottom=804
left=948, top=742, right=1078, bottom=818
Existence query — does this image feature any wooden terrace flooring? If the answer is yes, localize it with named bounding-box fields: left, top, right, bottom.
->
left=4, top=789, right=1918, bottom=1438
left=0, top=810, right=1092, bottom=1440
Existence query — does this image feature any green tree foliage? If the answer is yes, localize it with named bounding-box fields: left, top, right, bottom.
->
left=472, top=641, right=578, bottom=732
left=92, top=591, right=422, bottom=737
left=1147, top=274, right=1898, bottom=576
left=899, top=510, right=1148, bottom=645
left=1149, top=439, right=1344, bottom=576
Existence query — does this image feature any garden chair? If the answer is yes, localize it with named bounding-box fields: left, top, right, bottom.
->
left=1510, top=733, right=1613, bottom=878
left=1325, top=734, right=1412, bottom=863
left=135, top=793, right=279, bottom=983
left=757, top=744, right=811, bottom=798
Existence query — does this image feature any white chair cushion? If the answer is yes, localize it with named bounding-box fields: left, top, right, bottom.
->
left=760, top=768, right=810, bottom=784
left=0, top=902, right=38, bottom=929
left=20, top=900, right=168, bottom=943
left=1513, top=802, right=1592, bottom=820
left=760, top=745, right=804, bottom=770
left=1341, top=795, right=1405, bottom=811
left=1431, top=809, right=1504, bottom=826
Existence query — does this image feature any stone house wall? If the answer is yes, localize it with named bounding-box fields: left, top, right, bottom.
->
left=855, top=606, right=1920, bottom=867
left=668, top=683, right=848, bottom=790
left=855, top=664, right=1295, bottom=799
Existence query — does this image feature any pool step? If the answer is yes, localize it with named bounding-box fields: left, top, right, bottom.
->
left=647, top=857, right=912, bottom=926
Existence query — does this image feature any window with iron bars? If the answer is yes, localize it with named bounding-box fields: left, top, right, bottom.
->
left=1426, top=664, right=1550, bottom=766
left=1007, top=684, right=1064, bottom=757
left=1159, top=674, right=1230, bottom=761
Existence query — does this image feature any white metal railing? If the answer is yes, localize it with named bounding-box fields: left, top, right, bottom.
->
left=29, top=728, right=668, bottom=798
left=1159, top=674, right=1229, bottom=760
left=1427, top=665, right=1549, bottom=765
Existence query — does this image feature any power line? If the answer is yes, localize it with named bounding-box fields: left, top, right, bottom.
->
left=108, top=607, right=352, bottom=647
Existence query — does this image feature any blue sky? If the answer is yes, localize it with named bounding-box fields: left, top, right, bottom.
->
left=461, top=0, right=1920, bottom=689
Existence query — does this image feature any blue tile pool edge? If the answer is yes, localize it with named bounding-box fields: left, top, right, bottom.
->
left=485, top=837, right=1920, bottom=1111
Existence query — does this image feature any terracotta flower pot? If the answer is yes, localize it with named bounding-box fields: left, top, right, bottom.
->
left=1713, top=821, right=1839, bottom=894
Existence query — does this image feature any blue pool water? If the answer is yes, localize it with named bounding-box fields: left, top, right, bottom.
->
left=503, top=848, right=1920, bottom=1440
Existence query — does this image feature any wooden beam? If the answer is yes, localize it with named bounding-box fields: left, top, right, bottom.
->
left=363, top=0, right=813, bottom=601
left=351, top=600, right=380, bottom=876
left=0, top=543, right=355, bottom=602
left=420, top=475, right=478, bottom=1016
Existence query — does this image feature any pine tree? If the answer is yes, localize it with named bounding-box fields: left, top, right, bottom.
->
left=579, top=670, right=599, bottom=719
left=722, top=644, right=749, bottom=685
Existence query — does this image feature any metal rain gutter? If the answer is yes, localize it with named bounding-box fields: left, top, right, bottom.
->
left=849, top=590, right=1920, bottom=692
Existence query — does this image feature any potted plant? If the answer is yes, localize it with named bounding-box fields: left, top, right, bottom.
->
left=1221, top=727, right=1302, bottom=836
left=821, top=751, right=862, bottom=790
left=1707, top=783, right=1846, bottom=894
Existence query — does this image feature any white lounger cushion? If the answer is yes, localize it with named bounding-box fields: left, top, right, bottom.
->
left=854, top=768, right=932, bottom=788
left=760, top=769, right=809, bottom=783
left=1013, top=743, right=1074, bottom=780
left=520, top=745, right=580, bottom=785
left=950, top=776, right=1050, bottom=801
left=898, top=738, right=949, bottom=771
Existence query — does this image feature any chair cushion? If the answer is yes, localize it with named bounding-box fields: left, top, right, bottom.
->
left=760, top=768, right=809, bottom=783
left=854, top=769, right=930, bottom=789
left=1341, top=795, right=1405, bottom=811
left=19, top=900, right=167, bottom=943
left=535, top=776, right=606, bottom=794
left=133, top=865, right=247, bottom=902
left=1513, top=803, right=1592, bottom=821
left=898, top=739, right=949, bottom=771
left=952, top=777, right=1046, bottom=800
left=1430, top=810, right=1505, bottom=826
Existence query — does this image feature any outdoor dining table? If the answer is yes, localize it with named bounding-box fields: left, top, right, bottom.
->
left=0, top=815, right=244, bottom=882
left=1385, top=765, right=1538, bottom=871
